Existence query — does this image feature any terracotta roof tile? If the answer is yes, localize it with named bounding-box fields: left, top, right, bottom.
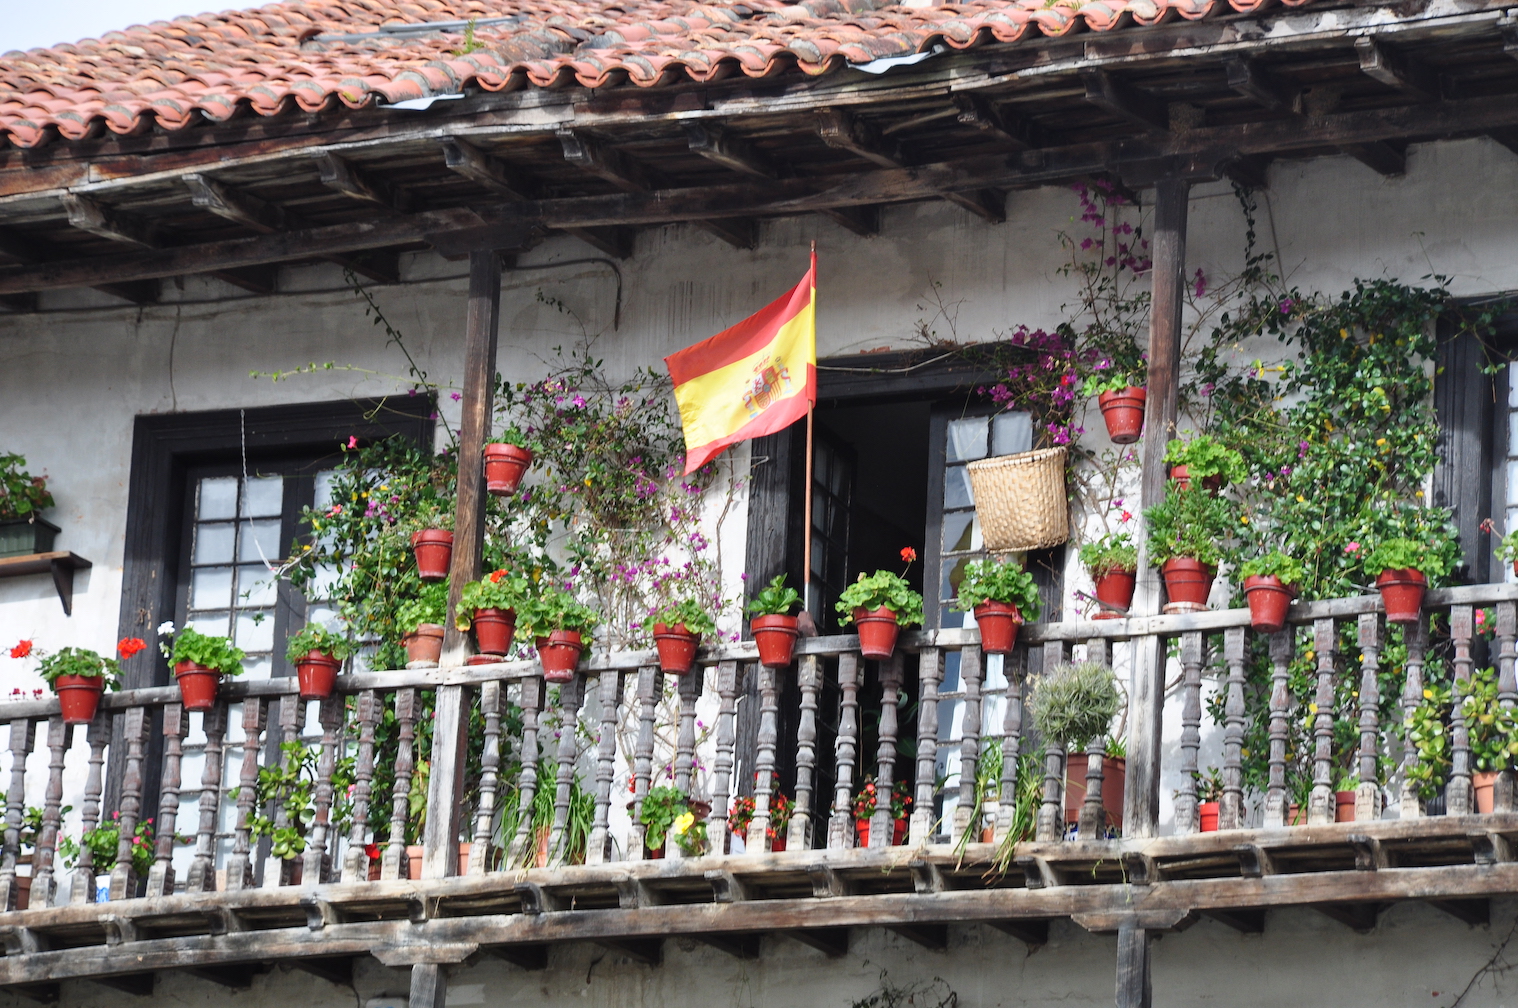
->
left=0, top=0, right=1313, bottom=149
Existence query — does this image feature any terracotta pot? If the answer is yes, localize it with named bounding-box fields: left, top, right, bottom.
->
left=1376, top=568, right=1427, bottom=624
left=854, top=818, right=908, bottom=848
left=1063, top=755, right=1126, bottom=829
left=1092, top=569, right=1136, bottom=619
left=1198, top=801, right=1220, bottom=833
left=368, top=857, right=382, bottom=881
left=1097, top=387, right=1146, bottom=445
left=483, top=442, right=533, bottom=495
left=1161, top=558, right=1215, bottom=607
left=410, top=529, right=454, bottom=582
left=1335, top=790, right=1357, bottom=822
left=1244, top=575, right=1293, bottom=634
left=471, top=608, right=516, bottom=656
left=852, top=606, right=902, bottom=660
left=538, top=630, right=584, bottom=683
left=466, top=654, right=502, bottom=666
left=770, top=835, right=787, bottom=853
left=406, top=844, right=423, bottom=881
left=1169, top=465, right=1225, bottom=494
left=404, top=624, right=445, bottom=665
left=751, top=614, right=800, bottom=668
left=1288, top=803, right=1306, bottom=826
left=645, top=843, right=666, bottom=860
left=174, top=661, right=223, bottom=712
left=295, top=650, right=341, bottom=700
left=1475, top=770, right=1500, bottom=814
left=52, top=674, right=104, bottom=725
left=653, top=622, right=700, bottom=675
left=535, top=825, right=551, bottom=867
left=973, top=600, right=1023, bottom=655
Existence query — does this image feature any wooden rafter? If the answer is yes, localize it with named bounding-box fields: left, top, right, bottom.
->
left=314, top=151, right=410, bottom=214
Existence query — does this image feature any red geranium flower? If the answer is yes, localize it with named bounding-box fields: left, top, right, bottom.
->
left=8, top=641, right=32, bottom=659
left=489, top=569, right=507, bottom=584
left=900, top=547, right=918, bottom=563
left=117, top=637, right=146, bottom=659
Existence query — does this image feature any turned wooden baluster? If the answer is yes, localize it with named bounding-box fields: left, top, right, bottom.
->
left=911, top=648, right=942, bottom=845
left=1263, top=630, right=1294, bottom=829
left=748, top=663, right=780, bottom=851
left=468, top=681, right=502, bottom=875
left=1079, top=639, right=1111, bottom=840
left=673, top=669, right=701, bottom=794
left=185, top=704, right=227, bottom=892
left=1354, top=614, right=1383, bottom=823
left=1399, top=617, right=1430, bottom=820
left=1496, top=603, right=1517, bottom=812
left=146, top=703, right=186, bottom=896
left=954, top=646, right=984, bottom=839
left=0, top=718, right=35, bottom=910
left=827, top=654, right=861, bottom=849
left=381, top=689, right=416, bottom=880
left=263, top=694, right=305, bottom=888
left=507, top=678, right=544, bottom=865
left=1219, top=627, right=1248, bottom=830
left=587, top=671, right=624, bottom=865
left=302, top=694, right=344, bottom=886
left=69, top=717, right=110, bottom=903
left=342, top=691, right=378, bottom=882
left=995, top=647, right=1025, bottom=844
left=1308, top=618, right=1339, bottom=825
left=226, top=699, right=267, bottom=891
left=869, top=652, right=905, bottom=849
left=626, top=666, right=658, bottom=860
left=789, top=655, right=822, bottom=850
left=1036, top=641, right=1067, bottom=842
left=1173, top=632, right=1205, bottom=835
left=107, top=708, right=150, bottom=901
left=705, top=662, right=739, bottom=856
left=1448, top=605, right=1476, bottom=815
left=29, top=717, right=68, bottom=909
left=548, top=676, right=586, bottom=864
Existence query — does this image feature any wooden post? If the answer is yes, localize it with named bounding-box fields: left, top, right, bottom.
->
left=1116, top=919, right=1153, bottom=1008
left=1124, top=176, right=1189, bottom=840
left=424, top=248, right=502, bottom=881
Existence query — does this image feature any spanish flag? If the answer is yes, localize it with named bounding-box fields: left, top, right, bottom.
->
left=665, top=253, right=816, bottom=474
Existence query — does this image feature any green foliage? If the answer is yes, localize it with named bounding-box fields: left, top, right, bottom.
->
left=57, top=812, right=168, bottom=877
left=1464, top=667, right=1518, bottom=773
left=1364, top=536, right=1453, bottom=579
left=1405, top=680, right=1452, bottom=800
left=1163, top=434, right=1247, bottom=485
left=1143, top=485, right=1237, bottom=566
left=485, top=427, right=528, bottom=448
left=284, top=624, right=354, bottom=666
left=36, top=648, right=119, bottom=687
left=456, top=569, right=533, bottom=628
left=0, top=453, right=54, bottom=520
left=639, top=786, right=691, bottom=852
left=952, top=557, right=1042, bottom=619
left=1028, top=662, right=1122, bottom=750
left=1238, top=550, right=1307, bottom=586
left=1081, top=371, right=1141, bottom=397
left=836, top=571, right=925, bottom=628
left=162, top=626, right=245, bottom=676
left=745, top=574, right=802, bottom=617
left=652, top=597, right=717, bottom=638
left=395, top=582, right=449, bottom=630
left=519, top=585, right=601, bottom=637
left=1078, top=532, right=1137, bottom=576
left=235, top=741, right=356, bottom=860
left=1193, top=767, right=1225, bottom=803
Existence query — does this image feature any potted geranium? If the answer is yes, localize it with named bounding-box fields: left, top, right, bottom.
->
left=836, top=549, right=925, bottom=660
left=10, top=638, right=139, bottom=725
left=396, top=584, right=448, bottom=665
left=1496, top=527, right=1518, bottom=578
left=1414, top=666, right=1518, bottom=814
left=1238, top=551, right=1305, bottom=634
left=728, top=790, right=794, bottom=852
left=457, top=568, right=531, bottom=656
left=522, top=586, right=599, bottom=683
left=851, top=777, right=912, bottom=846
left=1084, top=373, right=1146, bottom=445
left=746, top=574, right=804, bottom=668
left=407, top=505, right=455, bottom=583
left=1144, top=485, right=1235, bottom=609
left=639, top=786, right=691, bottom=859
left=651, top=598, right=717, bottom=676
left=1163, top=435, right=1246, bottom=494
left=1193, top=767, right=1224, bottom=832
left=1079, top=532, right=1137, bottom=619
left=1364, top=537, right=1451, bottom=624
left=0, top=453, right=59, bottom=558
left=1028, top=662, right=1124, bottom=824
left=284, top=624, right=353, bottom=701
left=483, top=429, right=534, bottom=496
left=159, top=623, right=245, bottom=712
left=952, top=557, right=1042, bottom=654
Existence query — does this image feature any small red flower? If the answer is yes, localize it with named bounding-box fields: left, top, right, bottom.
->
left=900, top=547, right=918, bottom=563
left=364, top=843, right=381, bottom=861
left=489, top=569, right=507, bottom=584
left=117, top=637, right=146, bottom=659
left=8, top=641, right=32, bottom=659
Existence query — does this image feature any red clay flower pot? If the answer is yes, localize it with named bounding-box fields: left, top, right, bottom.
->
left=1092, top=569, right=1136, bottom=619
left=1169, top=465, right=1225, bottom=494
left=1376, top=568, right=1427, bottom=624
left=1475, top=770, right=1500, bottom=814
left=1198, top=801, right=1220, bottom=833
left=653, top=623, right=700, bottom=675
left=538, top=630, right=584, bottom=683
left=295, top=650, right=341, bottom=700
left=751, top=614, right=800, bottom=668
left=1063, top=755, right=1126, bottom=829
left=1161, top=558, right=1216, bottom=607
left=852, top=606, right=901, bottom=660
left=1335, top=790, right=1357, bottom=822
left=471, top=608, right=516, bottom=656
left=1244, top=575, right=1293, bottom=634
left=972, top=601, right=1022, bottom=655
left=403, top=624, right=445, bottom=665
left=174, top=661, right=223, bottom=712
left=411, top=529, right=454, bottom=582
left=1098, top=387, right=1146, bottom=445
left=53, top=675, right=104, bottom=725
left=854, top=819, right=908, bottom=847
left=484, top=442, right=534, bottom=495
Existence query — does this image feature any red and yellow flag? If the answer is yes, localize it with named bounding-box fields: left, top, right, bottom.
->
left=665, top=253, right=816, bottom=474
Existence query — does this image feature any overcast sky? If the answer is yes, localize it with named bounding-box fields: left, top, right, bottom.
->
left=5, top=1, right=230, bottom=53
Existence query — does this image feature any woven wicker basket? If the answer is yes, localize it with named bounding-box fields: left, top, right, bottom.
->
left=966, top=447, right=1069, bottom=552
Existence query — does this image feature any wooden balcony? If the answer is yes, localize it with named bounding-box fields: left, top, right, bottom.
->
left=0, top=583, right=1515, bottom=1000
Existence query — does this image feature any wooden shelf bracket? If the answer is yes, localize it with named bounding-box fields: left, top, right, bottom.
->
left=0, top=552, right=92, bottom=615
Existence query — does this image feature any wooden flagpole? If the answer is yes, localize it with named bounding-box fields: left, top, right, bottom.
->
left=802, top=241, right=817, bottom=625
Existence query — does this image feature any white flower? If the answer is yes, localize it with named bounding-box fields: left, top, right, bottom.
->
left=156, top=621, right=176, bottom=637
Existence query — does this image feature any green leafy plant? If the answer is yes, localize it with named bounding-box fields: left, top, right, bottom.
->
left=1163, top=434, right=1248, bottom=485
left=952, top=557, right=1042, bottom=618
left=1028, top=662, right=1122, bottom=751
left=639, top=786, right=691, bottom=852
left=0, top=453, right=54, bottom=520
left=1494, top=526, right=1518, bottom=565
left=519, top=585, right=601, bottom=637
left=837, top=572, right=925, bottom=628
left=486, top=426, right=528, bottom=448
left=159, top=624, right=245, bottom=675
left=396, top=582, right=449, bottom=630
left=284, top=624, right=354, bottom=666
left=1079, top=532, right=1137, bottom=577
left=234, top=741, right=357, bottom=860
left=456, top=568, right=533, bottom=629
left=57, top=811, right=172, bottom=877
left=1193, top=767, right=1225, bottom=803
left=668, top=807, right=709, bottom=857
left=1143, top=485, right=1237, bottom=567
left=850, top=777, right=912, bottom=821
left=1406, top=681, right=1453, bottom=800
left=1081, top=371, right=1142, bottom=397
left=1363, top=536, right=1453, bottom=579
left=746, top=574, right=803, bottom=618
left=652, top=597, right=717, bottom=638
left=12, top=638, right=139, bottom=688
left=1238, top=550, right=1307, bottom=586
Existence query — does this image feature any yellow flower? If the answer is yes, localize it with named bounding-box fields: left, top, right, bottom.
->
left=672, top=812, right=695, bottom=835
left=1240, top=516, right=1249, bottom=525
left=1375, top=438, right=1386, bottom=447
left=1296, top=495, right=1306, bottom=503
left=1424, top=689, right=1433, bottom=699
left=1309, top=703, right=1319, bottom=714
left=1416, top=490, right=1424, bottom=498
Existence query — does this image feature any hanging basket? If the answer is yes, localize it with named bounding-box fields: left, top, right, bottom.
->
left=965, top=447, right=1069, bottom=552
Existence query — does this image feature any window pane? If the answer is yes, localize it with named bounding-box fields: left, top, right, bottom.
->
left=236, top=611, right=275, bottom=653
left=242, top=476, right=284, bottom=518
left=941, top=554, right=974, bottom=603
left=242, top=655, right=272, bottom=680
left=193, top=523, right=236, bottom=565
left=943, top=511, right=974, bottom=554
left=944, top=466, right=974, bottom=509
left=1509, top=460, right=1518, bottom=509
left=189, top=614, right=229, bottom=638
left=238, top=519, right=283, bottom=563
left=237, top=564, right=278, bottom=607
left=309, top=564, right=342, bottom=601
left=191, top=567, right=233, bottom=610
left=991, top=412, right=1033, bottom=457
left=946, top=417, right=988, bottom=463
left=198, top=477, right=238, bottom=521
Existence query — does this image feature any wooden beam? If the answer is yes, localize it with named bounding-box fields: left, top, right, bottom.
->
left=1428, top=898, right=1489, bottom=926
left=1487, top=128, right=1518, bottom=156
left=1220, top=154, right=1272, bottom=190
left=1200, top=908, right=1266, bottom=933
left=562, top=226, right=636, bottom=259
left=952, top=95, right=1035, bottom=152
left=1340, top=141, right=1406, bottom=176
left=487, top=945, right=549, bottom=970
left=596, top=938, right=662, bottom=965
left=784, top=927, right=849, bottom=957
left=4, top=983, right=58, bottom=1004
left=183, top=964, right=262, bottom=989
left=440, top=137, right=534, bottom=200
left=410, top=963, right=445, bottom=1008
left=1355, top=38, right=1440, bottom=101
left=887, top=924, right=948, bottom=950
left=289, top=956, right=355, bottom=986
left=1083, top=70, right=1170, bottom=133
left=1116, top=919, right=1151, bottom=1008
left=184, top=174, right=287, bottom=233
left=684, top=123, right=778, bottom=179
left=1314, top=902, right=1386, bottom=932
left=92, top=974, right=154, bottom=997
left=1224, top=58, right=1297, bottom=113
left=314, top=152, right=409, bottom=213
left=987, top=919, right=1049, bottom=947
left=817, top=204, right=879, bottom=238
left=692, top=933, right=762, bottom=959
left=61, top=194, right=155, bottom=248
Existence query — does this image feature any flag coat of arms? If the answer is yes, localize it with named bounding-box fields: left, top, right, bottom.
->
left=664, top=254, right=817, bottom=474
